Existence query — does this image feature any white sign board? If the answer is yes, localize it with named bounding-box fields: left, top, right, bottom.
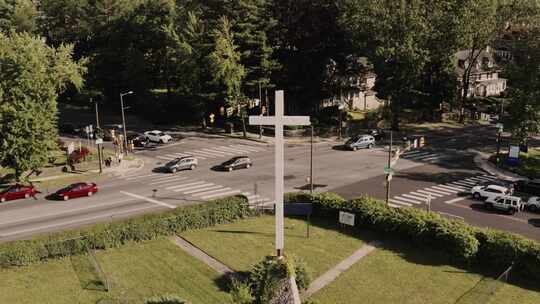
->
left=509, top=145, right=520, bottom=159
left=95, top=138, right=103, bottom=145
left=339, top=211, right=355, bottom=226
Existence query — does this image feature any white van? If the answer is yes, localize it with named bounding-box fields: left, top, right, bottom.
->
left=484, top=195, right=523, bottom=215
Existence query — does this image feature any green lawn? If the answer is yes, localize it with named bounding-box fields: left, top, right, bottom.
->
left=312, top=241, right=540, bottom=304
left=494, top=148, right=540, bottom=179
left=0, top=238, right=229, bottom=304
left=181, top=215, right=365, bottom=277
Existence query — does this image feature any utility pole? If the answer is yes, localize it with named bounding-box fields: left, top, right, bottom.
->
left=93, top=98, right=103, bottom=174
left=120, top=91, right=133, bottom=155
left=310, top=125, right=314, bottom=194
left=385, top=130, right=393, bottom=205
left=259, top=81, right=263, bottom=139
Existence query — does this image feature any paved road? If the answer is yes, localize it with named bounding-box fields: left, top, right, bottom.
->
left=1, top=125, right=538, bottom=243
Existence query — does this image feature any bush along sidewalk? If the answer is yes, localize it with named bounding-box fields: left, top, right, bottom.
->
left=0, top=196, right=252, bottom=268
left=285, top=192, right=540, bottom=282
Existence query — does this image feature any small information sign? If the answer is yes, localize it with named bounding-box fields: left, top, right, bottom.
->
left=339, top=211, right=355, bottom=226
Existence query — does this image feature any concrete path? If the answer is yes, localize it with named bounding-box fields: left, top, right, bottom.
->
left=305, top=241, right=380, bottom=297
left=169, top=235, right=235, bottom=277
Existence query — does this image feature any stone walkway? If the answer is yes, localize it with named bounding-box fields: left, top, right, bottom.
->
left=305, top=241, right=380, bottom=297
left=169, top=235, right=235, bottom=277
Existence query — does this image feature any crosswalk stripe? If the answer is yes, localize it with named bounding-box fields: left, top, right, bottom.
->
left=125, top=173, right=160, bottom=181
left=445, top=197, right=468, bottom=204
left=400, top=194, right=427, bottom=203
left=394, top=195, right=423, bottom=204
left=431, top=186, right=460, bottom=193
left=166, top=181, right=205, bottom=190
left=415, top=154, right=439, bottom=160
left=218, top=146, right=254, bottom=154
left=425, top=187, right=454, bottom=195
left=458, top=180, right=477, bottom=186
left=183, top=185, right=225, bottom=194
left=149, top=177, right=188, bottom=185
left=422, top=156, right=443, bottom=161
left=184, top=150, right=217, bottom=158
left=157, top=155, right=175, bottom=161
left=172, top=152, right=205, bottom=160
left=150, top=174, right=186, bottom=182
left=417, top=190, right=444, bottom=197
left=473, top=176, right=493, bottom=182
left=173, top=183, right=216, bottom=192
left=202, top=148, right=234, bottom=156
left=467, top=177, right=486, bottom=182
left=410, top=191, right=431, bottom=198
left=388, top=203, right=403, bottom=208
left=450, top=181, right=473, bottom=188
left=480, top=175, right=497, bottom=180
left=438, top=184, right=466, bottom=191
left=404, top=152, right=431, bottom=158
left=464, top=178, right=482, bottom=184
left=233, top=144, right=263, bottom=152
left=389, top=199, right=413, bottom=207
left=201, top=189, right=241, bottom=200
left=401, top=150, right=426, bottom=156
left=247, top=194, right=261, bottom=200
left=192, top=187, right=233, bottom=197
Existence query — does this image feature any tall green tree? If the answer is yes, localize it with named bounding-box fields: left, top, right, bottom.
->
left=0, top=0, right=37, bottom=33
left=208, top=16, right=246, bottom=136
left=0, top=32, right=86, bottom=180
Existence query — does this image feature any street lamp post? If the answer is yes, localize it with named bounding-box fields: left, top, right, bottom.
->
left=310, top=125, right=314, bottom=194
left=120, top=91, right=133, bottom=155
left=92, top=98, right=103, bottom=174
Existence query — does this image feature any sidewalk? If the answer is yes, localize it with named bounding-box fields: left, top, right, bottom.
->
left=470, top=149, right=522, bottom=181
left=213, top=130, right=343, bottom=146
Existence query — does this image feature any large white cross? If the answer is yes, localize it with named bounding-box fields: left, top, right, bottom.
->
left=249, top=90, right=310, bottom=257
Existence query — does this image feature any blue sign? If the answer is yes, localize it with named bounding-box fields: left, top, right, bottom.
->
left=284, top=203, right=313, bottom=216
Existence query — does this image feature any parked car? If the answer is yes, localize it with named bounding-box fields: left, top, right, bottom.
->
left=367, top=129, right=385, bottom=141
left=471, top=184, right=511, bottom=200
left=219, top=156, right=252, bottom=172
left=514, top=179, right=540, bottom=196
left=127, top=133, right=149, bottom=148
left=164, top=157, right=198, bottom=173
left=475, top=179, right=513, bottom=190
left=525, top=196, right=540, bottom=212
left=54, top=182, right=98, bottom=201
left=0, top=185, right=39, bottom=203
left=345, top=135, right=375, bottom=151
left=144, top=130, right=173, bottom=143
left=484, top=195, right=523, bottom=215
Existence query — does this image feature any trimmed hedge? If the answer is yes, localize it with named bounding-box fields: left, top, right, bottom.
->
left=285, top=191, right=540, bottom=281
left=0, top=196, right=251, bottom=267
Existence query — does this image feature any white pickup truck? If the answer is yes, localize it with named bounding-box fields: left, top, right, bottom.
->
left=485, top=195, right=523, bottom=215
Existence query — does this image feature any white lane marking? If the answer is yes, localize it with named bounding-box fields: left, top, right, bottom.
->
left=201, top=148, right=231, bottom=156
left=389, top=199, right=413, bottom=207
left=417, top=190, right=444, bottom=197
left=201, top=190, right=241, bottom=200
left=233, top=144, right=264, bottom=151
left=218, top=146, right=253, bottom=154
left=247, top=194, right=261, bottom=200
left=425, top=187, right=454, bottom=195
left=192, top=187, right=233, bottom=197
left=394, top=196, right=423, bottom=204
left=150, top=175, right=186, bottom=182
left=422, top=156, right=443, bottom=161
left=467, top=177, right=486, bottom=182
left=157, top=155, right=175, bottom=161
left=458, top=180, right=478, bottom=186
left=0, top=198, right=137, bottom=227
left=399, top=194, right=426, bottom=204
left=410, top=191, right=430, bottom=198
left=125, top=173, right=160, bottom=181
left=172, top=183, right=217, bottom=193
left=186, top=150, right=219, bottom=158
left=149, top=177, right=188, bottom=185
left=165, top=181, right=205, bottom=190
left=401, top=150, right=426, bottom=156
left=183, top=185, right=224, bottom=194
left=464, top=178, right=483, bottom=184
left=438, top=184, right=466, bottom=192
left=404, top=152, right=431, bottom=158
left=0, top=205, right=159, bottom=237
left=120, top=191, right=175, bottom=209
left=388, top=203, right=403, bottom=208
left=415, top=154, right=440, bottom=160
left=431, top=186, right=460, bottom=193
left=450, top=181, right=473, bottom=188
left=445, top=197, right=468, bottom=204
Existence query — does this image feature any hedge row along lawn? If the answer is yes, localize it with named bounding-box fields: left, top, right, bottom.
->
left=0, top=196, right=252, bottom=267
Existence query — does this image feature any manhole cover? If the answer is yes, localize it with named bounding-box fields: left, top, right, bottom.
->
left=284, top=175, right=295, bottom=180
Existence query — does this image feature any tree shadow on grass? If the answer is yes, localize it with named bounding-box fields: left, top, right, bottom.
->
left=70, top=254, right=108, bottom=292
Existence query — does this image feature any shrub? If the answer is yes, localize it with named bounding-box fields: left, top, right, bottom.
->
left=229, top=279, right=255, bottom=304
left=0, top=196, right=251, bottom=268
left=144, top=295, right=189, bottom=304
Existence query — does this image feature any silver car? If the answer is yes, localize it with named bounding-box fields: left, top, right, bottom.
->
left=164, top=157, right=198, bottom=173
left=345, top=135, right=375, bottom=151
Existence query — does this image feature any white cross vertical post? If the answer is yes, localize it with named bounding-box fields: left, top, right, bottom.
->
left=249, top=90, right=310, bottom=257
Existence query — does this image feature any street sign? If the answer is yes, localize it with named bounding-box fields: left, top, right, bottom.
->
left=339, top=211, right=355, bottom=226
left=496, top=123, right=504, bottom=133
left=384, top=166, right=395, bottom=174
left=67, top=142, right=75, bottom=155
left=386, top=174, right=393, bottom=182
left=95, top=138, right=103, bottom=145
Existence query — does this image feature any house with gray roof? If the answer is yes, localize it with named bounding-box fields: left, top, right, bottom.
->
left=456, top=47, right=507, bottom=98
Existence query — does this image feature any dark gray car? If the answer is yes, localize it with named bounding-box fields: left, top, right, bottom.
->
left=345, top=135, right=375, bottom=151
left=164, top=157, right=198, bottom=173
left=220, top=156, right=252, bottom=172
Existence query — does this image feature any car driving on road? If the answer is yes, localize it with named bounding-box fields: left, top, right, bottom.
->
left=54, top=182, right=98, bottom=201
left=0, top=185, right=39, bottom=203
left=525, top=196, right=540, bottom=212
left=144, top=130, right=173, bottom=143
left=164, top=157, right=198, bottom=173
left=471, top=184, right=511, bottom=201
left=484, top=195, right=523, bottom=215
left=345, top=135, right=375, bottom=151
left=219, top=156, right=252, bottom=172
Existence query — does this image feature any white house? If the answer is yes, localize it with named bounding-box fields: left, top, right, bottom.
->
left=456, top=47, right=507, bottom=98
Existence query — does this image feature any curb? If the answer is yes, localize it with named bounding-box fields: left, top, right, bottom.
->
left=470, top=149, right=521, bottom=181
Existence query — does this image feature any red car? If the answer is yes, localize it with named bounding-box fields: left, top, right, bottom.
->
left=0, top=185, right=39, bottom=203
left=55, top=182, right=98, bottom=200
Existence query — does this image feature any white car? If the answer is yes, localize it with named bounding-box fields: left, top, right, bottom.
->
left=485, top=195, right=523, bottom=215
left=525, top=196, right=540, bottom=212
left=471, top=184, right=511, bottom=201
left=144, top=130, right=173, bottom=143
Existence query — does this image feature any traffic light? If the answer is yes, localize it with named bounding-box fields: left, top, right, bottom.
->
left=209, top=113, right=215, bottom=124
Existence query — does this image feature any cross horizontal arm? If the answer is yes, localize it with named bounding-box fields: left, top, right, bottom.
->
left=248, top=116, right=311, bottom=126
left=283, top=116, right=311, bottom=126
left=249, top=116, right=277, bottom=126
